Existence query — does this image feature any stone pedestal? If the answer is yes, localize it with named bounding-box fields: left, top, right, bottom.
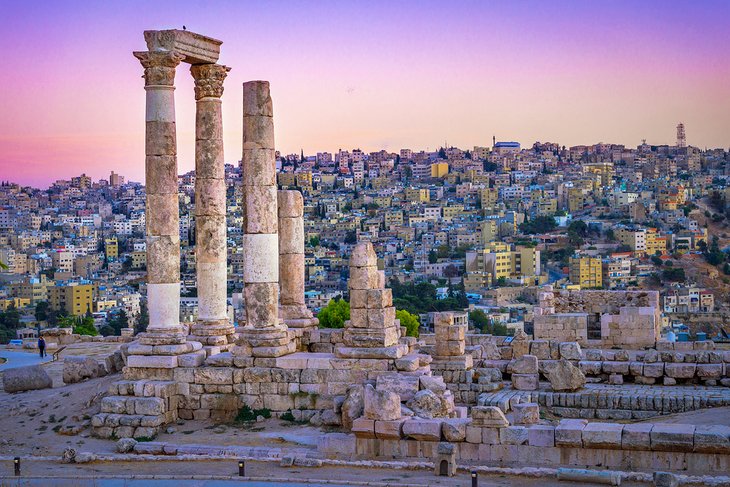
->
left=188, top=63, right=236, bottom=351
left=336, top=242, right=406, bottom=359
left=235, top=81, right=293, bottom=358
left=278, top=189, right=318, bottom=329
left=430, top=312, right=473, bottom=371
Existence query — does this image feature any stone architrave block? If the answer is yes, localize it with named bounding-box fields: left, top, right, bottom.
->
left=513, top=403, right=540, bottom=425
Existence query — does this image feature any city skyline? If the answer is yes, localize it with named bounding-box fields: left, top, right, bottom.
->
left=1, top=0, right=729, bottom=187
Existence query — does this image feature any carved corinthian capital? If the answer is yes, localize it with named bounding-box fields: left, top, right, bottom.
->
left=190, top=64, right=231, bottom=100
left=133, top=51, right=185, bottom=87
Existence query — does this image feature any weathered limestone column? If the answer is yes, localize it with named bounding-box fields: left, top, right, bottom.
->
left=278, top=190, right=318, bottom=329
left=188, top=63, right=236, bottom=350
left=236, top=81, right=293, bottom=358
left=126, top=50, right=202, bottom=375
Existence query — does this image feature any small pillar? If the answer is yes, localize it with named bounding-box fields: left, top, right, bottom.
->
left=235, top=81, right=293, bottom=358
left=431, top=312, right=472, bottom=370
left=188, top=63, right=236, bottom=350
left=278, top=190, right=318, bottom=329
left=336, top=242, right=405, bottom=359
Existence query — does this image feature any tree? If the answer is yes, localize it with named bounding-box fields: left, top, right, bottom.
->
left=308, top=236, right=320, bottom=247
left=519, top=215, right=557, bottom=234
left=469, top=309, right=489, bottom=333
left=317, top=298, right=350, bottom=329
left=136, top=301, right=149, bottom=334
left=35, top=301, right=49, bottom=322
left=428, top=250, right=438, bottom=264
left=444, top=264, right=460, bottom=278
left=662, top=267, right=686, bottom=282
left=396, top=309, right=419, bottom=337
left=67, top=315, right=99, bottom=336
left=107, top=309, right=128, bottom=336
left=344, top=231, right=357, bottom=244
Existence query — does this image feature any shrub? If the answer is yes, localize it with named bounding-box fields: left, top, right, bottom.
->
left=317, top=298, right=350, bottom=329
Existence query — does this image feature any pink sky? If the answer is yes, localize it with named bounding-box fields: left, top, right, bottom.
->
left=1, top=1, right=728, bottom=187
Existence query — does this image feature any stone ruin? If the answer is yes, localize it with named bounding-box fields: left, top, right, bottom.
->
left=82, top=28, right=730, bottom=479
left=533, top=286, right=661, bottom=347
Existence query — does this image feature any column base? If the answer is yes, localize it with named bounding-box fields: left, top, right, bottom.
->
left=139, top=325, right=188, bottom=346
left=189, top=319, right=237, bottom=347
left=280, top=304, right=319, bottom=329
left=235, top=324, right=295, bottom=357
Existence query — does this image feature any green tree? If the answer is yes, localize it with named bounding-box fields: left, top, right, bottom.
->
left=309, top=236, right=320, bottom=247
left=519, top=215, right=557, bottom=234
left=469, top=309, right=489, bottom=333
left=344, top=231, right=357, bottom=244
left=68, top=316, right=99, bottom=336
left=136, top=301, right=149, bottom=334
left=317, top=298, right=350, bottom=329
left=107, top=309, right=128, bottom=336
left=35, top=301, right=50, bottom=322
left=428, top=249, right=438, bottom=264
left=396, top=309, right=419, bottom=337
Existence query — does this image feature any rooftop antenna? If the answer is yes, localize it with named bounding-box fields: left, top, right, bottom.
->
left=183, top=25, right=187, bottom=30
left=493, top=135, right=496, bottom=147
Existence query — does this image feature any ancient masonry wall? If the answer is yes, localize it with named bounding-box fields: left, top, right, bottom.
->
left=333, top=417, right=730, bottom=475
left=533, top=288, right=661, bottom=347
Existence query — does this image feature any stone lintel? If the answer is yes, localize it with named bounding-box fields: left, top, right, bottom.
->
left=144, top=29, right=221, bottom=65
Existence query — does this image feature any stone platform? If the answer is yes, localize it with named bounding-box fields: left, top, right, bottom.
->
left=478, top=382, right=730, bottom=419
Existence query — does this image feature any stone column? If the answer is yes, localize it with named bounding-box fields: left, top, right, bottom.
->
left=236, top=81, right=293, bottom=358
left=188, top=63, right=236, bottom=350
left=126, top=50, right=203, bottom=376
left=278, top=190, right=318, bottom=329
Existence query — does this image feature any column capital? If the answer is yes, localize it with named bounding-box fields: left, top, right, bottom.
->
left=190, top=64, right=231, bottom=100
left=133, top=51, right=185, bottom=86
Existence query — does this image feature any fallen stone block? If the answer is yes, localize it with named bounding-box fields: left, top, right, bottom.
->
left=402, top=419, right=442, bottom=441
left=3, top=365, right=53, bottom=393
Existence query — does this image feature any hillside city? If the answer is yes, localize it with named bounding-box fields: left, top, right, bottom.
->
left=1, top=124, right=729, bottom=342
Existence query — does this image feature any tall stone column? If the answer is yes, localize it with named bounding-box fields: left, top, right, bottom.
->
left=278, top=190, right=317, bottom=329
left=126, top=50, right=203, bottom=376
left=236, top=81, right=293, bottom=358
left=189, top=63, right=236, bottom=350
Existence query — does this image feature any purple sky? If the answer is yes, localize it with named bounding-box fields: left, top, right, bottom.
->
left=1, top=0, right=729, bottom=187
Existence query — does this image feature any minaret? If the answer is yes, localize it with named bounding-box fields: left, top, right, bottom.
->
left=676, top=123, right=686, bottom=148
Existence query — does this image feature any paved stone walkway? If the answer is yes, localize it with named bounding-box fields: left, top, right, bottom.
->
left=0, top=349, right=52, bottom=370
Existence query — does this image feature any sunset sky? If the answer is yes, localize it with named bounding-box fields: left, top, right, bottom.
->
left=1, top=0, right=728, bottom=187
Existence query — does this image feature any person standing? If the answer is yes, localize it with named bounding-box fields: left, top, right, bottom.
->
left=38, top=336, right=46, bottom=358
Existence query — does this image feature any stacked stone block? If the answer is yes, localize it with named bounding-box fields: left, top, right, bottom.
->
left=189, top=62, right=236, bottom=351
left=278, top=190, right=318, bottom=330
left=508, top=354, right=539, bottom=391
left=336, top=242, right=406, bottom=359
left=236, top=81, right=293, bottom=358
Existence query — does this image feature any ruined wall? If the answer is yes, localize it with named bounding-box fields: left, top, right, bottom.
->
left=552, top=290, right=659, bottom=314
left=534, top=289, right=661, bottom=348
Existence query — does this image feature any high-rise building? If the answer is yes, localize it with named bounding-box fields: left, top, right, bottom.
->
left=569, top=256, right=603, bottom=289
left=676, top=123, right=686, bottom=148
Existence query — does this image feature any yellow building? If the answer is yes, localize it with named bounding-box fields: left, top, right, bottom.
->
left=0, top=297, right=31, bottom=311
left=480, top=188, right=499, bottom=209
left=569, top=256, right=603, bottom=289
left=105, top=238, right=119, bottom=259
left=49, top=283, right=95, bottom=316
left=567, top=188, right=586, bottom=213
left=295, top=171, right=313, bottom=189
left=404, top=188, right=430, bottom=203
left=465, top=242, right=541, bottom=289
left=442, top=205, right=464, bottom=220
left=431, top=162, right=449, bottom=178
left=131, top=251, right=147, bottom=269
left=384, top=210, right=404, bottom=229
left=480, top=220, right=499, bottom=246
